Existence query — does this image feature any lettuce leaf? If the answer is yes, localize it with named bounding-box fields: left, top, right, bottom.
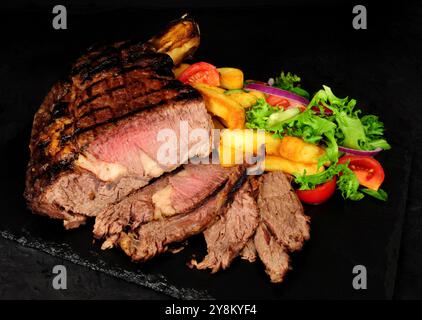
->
left=361, top=188, right=388, bottom=201
left=246, top=98, right=279, bottom=130
left=246, top=82, right=390, bottom=202
left=337, top=167, right=364, bottom=201
left=310, top=86, right=391, bottom=151
left=246, top=99, right=339, bottom=164
left=294, top=162, right=345, bottom=190
left=294, top=161, right=366, bottom=201
left=273, top=71, right=310, bottom=99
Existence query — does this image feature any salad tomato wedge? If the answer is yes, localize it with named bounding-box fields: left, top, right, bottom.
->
left=296, top=176, right=337, bottom=205
left=266, top=95, right=306, bottom=111
left=178, top=62, right=220, bottom=86
left=266, top=95, right=290, bottom=108
left=338, top=155, right=385, bottom=190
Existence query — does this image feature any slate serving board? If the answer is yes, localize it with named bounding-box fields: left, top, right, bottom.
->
left=0, top=2, right=414, bottom=299
left=0, top=128, right=412, bottom=299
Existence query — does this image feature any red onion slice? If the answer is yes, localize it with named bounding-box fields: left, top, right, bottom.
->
left=244, top=83, right=310, bottom=106
left=338, top=146, right=383, bottom=157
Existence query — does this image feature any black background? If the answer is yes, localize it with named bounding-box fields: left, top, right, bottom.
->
left=0, top=0, right=421, bottom=299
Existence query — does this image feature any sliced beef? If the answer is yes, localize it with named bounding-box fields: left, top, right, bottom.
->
left=192, top=171, right=309, bottom=282
left=240, top=239, right=257, bottom=263
left=253, top=171, right=310, bottom=283
left=192, top=178, right=259, bottom=272
left=118, top=166, right=245, bottom=262
left=93, top=175, right=169, bottom=249
left=24, top=17, right=208, bottom=227
left=258, top=171, right=310, bottom=252
left=254, top=223, right=290, bottom=283
left=93, top=163, right=235, bottom=249
left=153, top=163, right=231, bottom=218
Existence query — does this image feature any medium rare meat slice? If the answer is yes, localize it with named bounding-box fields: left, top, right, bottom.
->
left=152, top=163, right=231, bottom=218
left=119, top=166, right=245, bottom=261
left=258, top=172, right=310, bottom=251
left=254, top=223, right=290, bottom=283
left=93, top=163, right=235, bottom=249
left=192, top=178, right=259, bottom=272
left=24, top=16, right=209, bottom=227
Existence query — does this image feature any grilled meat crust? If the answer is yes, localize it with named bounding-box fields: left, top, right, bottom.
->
left=25, top=15, right=202, bottom=217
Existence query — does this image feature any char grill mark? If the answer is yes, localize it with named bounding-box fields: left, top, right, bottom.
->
left=51, top=101, right=70, bottom=119
left=28, top=59, right=196, bottom=186
left=76, top=67, right=173, bottom=109
left=73, top=73, right=171, bottom=116
left=76, top=106, right=115, bottom=129
left=71, top=40, right=150, bottom=77
left=79, top=55, right=121, bottom=83
left=72, top=49, right=172, bottom=90
left=73, top=85, right=201, bottom=140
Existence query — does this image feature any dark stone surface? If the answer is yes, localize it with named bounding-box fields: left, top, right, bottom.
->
left=0, top=0, right=421, bottom=299
left=393, top=1, right=422, bottom=298
left=0, top=238, right=170, bottom=299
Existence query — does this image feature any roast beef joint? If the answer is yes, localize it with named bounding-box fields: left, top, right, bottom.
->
left=24, top=15, right=310, bottom=283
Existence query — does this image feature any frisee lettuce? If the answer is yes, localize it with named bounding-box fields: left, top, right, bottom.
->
left=273, top=71, right=310, bottom=99
left=294, top=161, right=387, bottom=202
left=337, top=166, right=364, bottom=201
left=294, top=162, right=364, bottom=201
left=246, top=98, right=339, bottom=164
left=310, top=85, right=391, bottom=151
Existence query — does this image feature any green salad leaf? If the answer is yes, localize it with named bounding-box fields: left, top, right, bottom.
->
left=246, top=98, right=339, bottom=164
left=294, top=161, right=365, bottom=201
left=294, top=163, right=345, bottom=190
left=273, top=71, right=310, bottom=99
left=246, top=98, right=278, bottom=130
left=246, top=79, right=390, bottom=202
left=361, top=188, right=388, bottom=201
left=337, top=166, right=364, bottom=201
left=310, top=85, right=391, bottom=151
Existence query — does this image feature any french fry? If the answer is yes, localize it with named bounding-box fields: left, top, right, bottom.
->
left=279, top=136, right=325, bottom=164
left=263, top=155, right=324, bottom=175
left=220, top=129, right=281, bottom=156
left=193, top=83, right=245, bottom=129
left=248, top=90, right=266, bottom=100
left=208, top=86, right=226, bottom=94
left=225, top=91, right=260, bottom=108
left=217, top=67, right=244, bottom=89
left=220, top=129, right=260, bottom=155
left=218, top=144, right=245, bottom=167
left=264, top=133, right=282, bottom=156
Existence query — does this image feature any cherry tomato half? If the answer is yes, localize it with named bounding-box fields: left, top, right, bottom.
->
left=338, top=155, right=385, bottom=190
left=178, top=62, right=220, bottom=86
left=266, top=95, right=290, bottom=108
left=296, top=176, right=337, bottom=205
left=266, top=94, right=306, bottom=111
